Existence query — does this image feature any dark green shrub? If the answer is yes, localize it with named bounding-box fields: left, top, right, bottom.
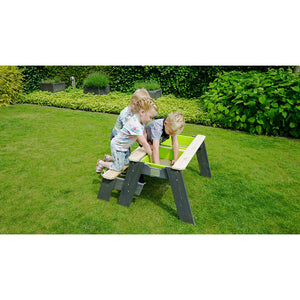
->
left=83, top=72, right=109, bottom=88
left=144, top=66, right=209, bottom=97
left=113, top=66, right=279, bottom=98
left=20, top=65, right=292, bottom=97
left=44, top=66, right=111, bottom=89
left=0, top=66, right=24, bottom=107
left=134, top=79, right=161, bottom=90
left=109, top=66, right=146, bottom=92
left=110, top=66, right=212, bottom=97
left=20, top=66, right=46, bottom=93
left=201, top=68, right=300, bottom=137
left=41, top=76, right=62, bottom=83
left=54, top=76, right=61, bottom=82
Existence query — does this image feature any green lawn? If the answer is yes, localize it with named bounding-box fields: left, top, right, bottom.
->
left=1, top=104, right=299, bottom=233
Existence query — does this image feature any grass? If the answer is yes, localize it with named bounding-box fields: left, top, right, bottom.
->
left=0, top=104, right=299, bottom=233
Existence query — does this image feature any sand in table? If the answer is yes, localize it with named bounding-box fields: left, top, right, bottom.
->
left=159, top=158, right=172, bottom=167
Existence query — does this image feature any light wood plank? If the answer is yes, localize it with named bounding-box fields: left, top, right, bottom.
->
left=102, top=165, right=129, bottom=180
left=129, top=147, right=147, bottom=162
left=172, top=135, right=205, bottom=171
left=102, top=147, right=146, bottom=180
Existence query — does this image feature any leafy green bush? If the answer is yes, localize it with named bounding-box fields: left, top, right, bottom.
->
left=201, top=68, right=300, bottom=137
left=0, top=66, right=24, bottom=107
left=20, top=66, right=110, bottom=91
left=155, top=95, right=211, bottom=125
left=41, top=76, right=62, bottom=83
left=20, top=66, right=46, bottom=93
left=83, top=72, right=109, bottom=88
left=20, top=65, right=291, bottom=97
left=18, top=89, right=211, bottom=125
left=109, top=66, right=146, bottom=92
left=134, top=79, right=161, bottom=90
left=110, top=66, right=212, bottom=97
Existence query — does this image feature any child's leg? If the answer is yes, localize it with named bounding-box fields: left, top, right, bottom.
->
left=109, top=149, right=129, bottom=171
left=96, top=149, right=129, bottom=173
left=104, top=154, right=114, bottom=162
left=96, top=159, right=112, bottom=173
left=101, top=132, right=115, bottom=163
left=99, top=160, right=112, bottom=169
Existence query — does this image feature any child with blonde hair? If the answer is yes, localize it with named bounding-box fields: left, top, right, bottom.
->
left=145, top=112, right=185, bottom=165
left=103, top=88, right=150, bottom=162
left=110, top=88, right=150, bottom=140
left=96, top=97, right=158, bottom=173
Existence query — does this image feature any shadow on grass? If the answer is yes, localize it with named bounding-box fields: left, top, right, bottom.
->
left=137, top=176, right=178, bottom=219
left=93, top=175, right=178, bottom=219
left=92, top=178, right=101, bottom=185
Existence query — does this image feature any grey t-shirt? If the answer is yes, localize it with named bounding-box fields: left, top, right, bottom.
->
left=145, top=119, right=171, bottom=144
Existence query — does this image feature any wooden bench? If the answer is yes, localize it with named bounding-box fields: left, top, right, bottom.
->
left=101, top=147, right=147, bottom=180
left=101, top=166, right=129, bottom=180
left=98, top=147, right=147, bottom=201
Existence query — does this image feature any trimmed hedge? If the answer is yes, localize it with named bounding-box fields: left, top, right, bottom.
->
left=17, top=88, right=211, bottom=125
left=20, top=66, right=111, bottom=93
left=20, top=66, right=288, bottom=97
left=110, top=66, right=215, bottom=97
left=43, top=66, right=111, bottom=89
left=110, top=66, right=281, bottom=98
left=20, top=66, right=45, bottom=93
left=0, top=66, right=24, bottom=107
left=201, top=68, right=300, bottom=137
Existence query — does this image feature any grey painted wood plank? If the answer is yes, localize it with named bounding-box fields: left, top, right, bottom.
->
left=166, top=168, right=195, bottom=225
left=118, top=161, right=144, bottom=207
left=196, top=141, right=212, bottom=178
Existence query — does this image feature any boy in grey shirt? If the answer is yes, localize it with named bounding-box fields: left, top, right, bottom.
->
left=145, top=112, right=185, bottom=165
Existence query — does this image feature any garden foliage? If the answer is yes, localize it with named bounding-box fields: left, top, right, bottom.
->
left=20, top=66, right=45, bottom=93
left=20, top=66, right=281, bottom=97
left=41, top=76, right=62, bottom=83
left=201, top=68, right=300, bottom=137
left=17, top=89, right=211, bottom=125
left=134, top=79, right=161, bottom=90
left=20, top=66, right=110, bottom=93
left=110, top=66, right=216, bottom=97
left=44, top=66, right=111, bottom=89
left=0, top=66, right=23, bottom=107
left=110, top=66, right=278, bottom=97
left=83, top=72, right=109, bottom=88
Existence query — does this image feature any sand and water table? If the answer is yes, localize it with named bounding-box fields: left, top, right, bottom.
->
left=98, top=134, right=212, bottom=225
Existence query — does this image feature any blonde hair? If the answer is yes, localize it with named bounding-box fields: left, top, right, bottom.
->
left=131, top=88, right=150, bottom=104
left=133, top=97, right=158, bottom=114
left=166, top=112, right=185, bottom=134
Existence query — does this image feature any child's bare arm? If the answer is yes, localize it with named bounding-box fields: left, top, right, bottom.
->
left=152, top=140, right=160, bottom=165
left=137, top=135, right=153, bottom=158
left=171, top=135, right=179, bottom=164
left=143, top=128, right=147, bottom=140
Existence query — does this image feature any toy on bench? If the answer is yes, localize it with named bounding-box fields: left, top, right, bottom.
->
left=98, top=135, right=212, bottom=225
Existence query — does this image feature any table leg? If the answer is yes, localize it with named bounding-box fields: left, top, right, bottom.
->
left=196, top=141, right=212, bottom=178
left=166, top=168, right=195, bottom=225
left=98, top=178, right=115, bottom=201
left=118, top=161, right=144, bottom=207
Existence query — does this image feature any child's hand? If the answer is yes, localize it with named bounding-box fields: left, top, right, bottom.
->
left=171, top=159, right=177, bottom=165
left=137, top=135, right=152, bottom=157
